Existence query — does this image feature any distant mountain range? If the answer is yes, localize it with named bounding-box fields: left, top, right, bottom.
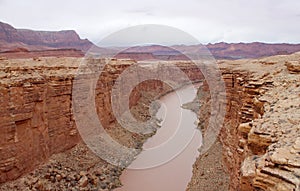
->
left=206, top=42, right=300, bottom=59
left=0, top=21, right=92, bottom=58
left=1, top=21, right=300, bottom=60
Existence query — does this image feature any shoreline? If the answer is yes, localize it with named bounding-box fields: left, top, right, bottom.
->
left=183, top=90, right=230, bottom=191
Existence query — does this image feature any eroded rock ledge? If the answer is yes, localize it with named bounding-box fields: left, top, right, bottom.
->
left=195, top=53, right=300, bottom=191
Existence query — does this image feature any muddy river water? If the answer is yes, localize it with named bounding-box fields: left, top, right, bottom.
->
left=116, top=84, right=202, bottom=191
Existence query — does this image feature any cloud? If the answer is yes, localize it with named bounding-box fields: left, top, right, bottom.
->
left=0, top=0, right=299, bottom=44
left=98, top=24, right=199, bottom=46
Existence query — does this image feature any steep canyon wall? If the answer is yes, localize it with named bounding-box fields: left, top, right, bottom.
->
left=198, top=53, right=300, bottom=190
left=0, top=57, right=203, bottom=183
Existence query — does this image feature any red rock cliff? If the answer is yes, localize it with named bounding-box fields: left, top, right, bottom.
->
left=0, top=57, right=203, bottom=183
left=198, top=53, right=300, bottom=190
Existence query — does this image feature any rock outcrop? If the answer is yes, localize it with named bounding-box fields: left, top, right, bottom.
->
left=0, top=48, right=84, bottom=59
left=194, top=52, right=300, bottom=190
left=286, top=61, right=300, bottom=73
left=0, top=58, right=80, bottom=182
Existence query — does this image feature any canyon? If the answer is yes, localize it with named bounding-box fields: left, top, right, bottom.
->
left=0, top=51, right=299, bottom=190
left=0, top=57, right=203, bottom=190
left=0, top=19, right=299, bottom=191
left=116, top=83, right=202, bottom=191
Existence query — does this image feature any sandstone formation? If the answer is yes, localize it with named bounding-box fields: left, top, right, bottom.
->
left=188, top=52, right=300, bottom=190
left=0, top=57, right=80, bottom=183
left=0, top=49, right=84, bottom=59
left=0, top=57, right=203, bottom=187
left=286, top=61, right=300, bottom=73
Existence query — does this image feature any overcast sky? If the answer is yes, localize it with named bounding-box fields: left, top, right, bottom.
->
left=0, top=0, right=299, bottom=44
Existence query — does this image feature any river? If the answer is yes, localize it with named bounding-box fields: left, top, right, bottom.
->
left=116, top=83, right=202, bottom=191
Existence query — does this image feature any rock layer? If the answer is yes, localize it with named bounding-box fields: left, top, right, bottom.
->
left=0, top=58, right=80, bottom=182
left=0, top=57, right=203, bottom=183
left=193, top=53, right=300, bottom=190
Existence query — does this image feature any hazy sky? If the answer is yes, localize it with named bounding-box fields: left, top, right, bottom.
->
left=0, top=0, right=299, bottom=44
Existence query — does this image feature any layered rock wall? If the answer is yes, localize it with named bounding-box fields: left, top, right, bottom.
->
left=0, top=58, right=203, bottom=183
left=200, top=54, right=300, bottom=191
left=0, top=58, right=80, bottom=182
